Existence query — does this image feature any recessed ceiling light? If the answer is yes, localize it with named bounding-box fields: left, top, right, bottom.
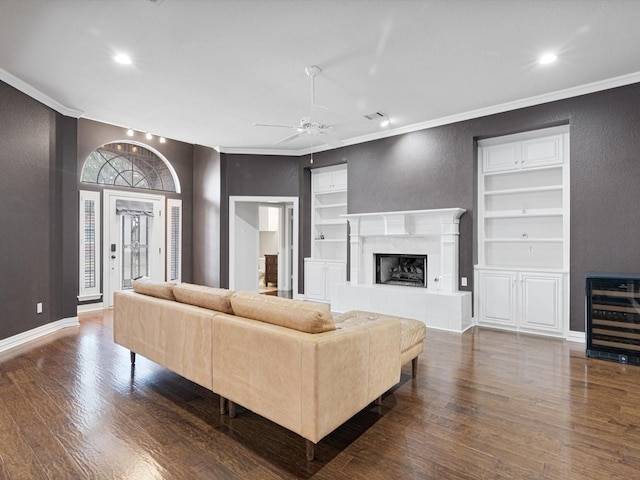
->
left=159, top=136, right=166, bottom=144
left=145, top=132, right=153, bottom=140
left=114, top=53, right=132, bottom=65
left=126, top=128, right=134, bottom=136
left=539, top=53, right=557, bottom=65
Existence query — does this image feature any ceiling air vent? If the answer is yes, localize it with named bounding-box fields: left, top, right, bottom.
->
left=364, top=112, right=386, bottom=120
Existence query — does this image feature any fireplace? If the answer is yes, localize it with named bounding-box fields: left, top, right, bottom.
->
left=375, top=254, right=427, bottom=288
left=333, top=208, right=472, bottom=332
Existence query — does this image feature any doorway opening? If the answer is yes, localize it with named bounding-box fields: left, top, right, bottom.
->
left=229, top=196, right=298, bottom=298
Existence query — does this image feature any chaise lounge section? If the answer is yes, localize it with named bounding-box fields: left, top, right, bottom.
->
left=113, top=279, right=426, bottom=460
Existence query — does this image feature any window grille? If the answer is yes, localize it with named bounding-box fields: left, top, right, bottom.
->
left=81, top=142, right=177, bottom=192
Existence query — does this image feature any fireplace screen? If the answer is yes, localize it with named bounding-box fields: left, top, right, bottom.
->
left=375, top=254, right=427, bottom=288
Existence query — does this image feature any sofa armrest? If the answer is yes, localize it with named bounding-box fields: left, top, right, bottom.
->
left=114, top=290, right=215, bottom=390
left=211, top=313, right=401, bottom=444
left=301, top=317, right=401, bottom=443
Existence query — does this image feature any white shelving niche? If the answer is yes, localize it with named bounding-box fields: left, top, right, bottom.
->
left=305, top=164, right=348, bottom=303
left=476, top=126, right=570, bottom=337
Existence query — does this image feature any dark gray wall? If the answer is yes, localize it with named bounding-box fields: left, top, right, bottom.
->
left=6, top=77, right=640, bottom=340
left=193, top=145, right=221, bottom=287
left=307, top=131, right=476, bottom=298
left=0, top=81, right=78, bottom=340
left=77, top=119, right=195, bottom=285
left=303, top=84, right=640, bottom=332
left=218, top=153, right=300, bottom=287
left=223, top=82, right=640, bottom=333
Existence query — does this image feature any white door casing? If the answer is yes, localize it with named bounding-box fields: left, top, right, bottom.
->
left=103, top=189, right=165, bottom=307
left=229, top=196, right=299, bottom=296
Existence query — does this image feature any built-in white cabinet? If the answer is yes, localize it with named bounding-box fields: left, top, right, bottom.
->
left=313, top=166, right=348, bottom=193
left=478, top=269, right=563, bottom=335
left=476, top=126, right=569, bottom=337
left=304, top=259, right=346, bottom=302
left=305, top=164, right=348, bottom=303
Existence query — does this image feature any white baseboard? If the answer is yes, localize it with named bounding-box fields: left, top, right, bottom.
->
left=77, top=302, right=104, bottom=313
left=0, top=317, right=79, bottom=354
left=566, top=330, right=585, bottom=343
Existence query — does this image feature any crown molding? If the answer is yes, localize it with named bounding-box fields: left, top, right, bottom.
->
left=0, top=67, right=85, bottom=118
left=4, top=65, right=640, bottom=154
left=219, top=146, right=302, bottom=156
left=223, top=70, right=640, bottom=157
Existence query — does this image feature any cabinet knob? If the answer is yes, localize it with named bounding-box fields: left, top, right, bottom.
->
left=522, top=233, right=528, bottom=239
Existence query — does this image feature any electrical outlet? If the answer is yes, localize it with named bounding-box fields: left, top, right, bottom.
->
left=461, top=277, right=468, bottom=287
left=36, top=302, right=43, bottom=314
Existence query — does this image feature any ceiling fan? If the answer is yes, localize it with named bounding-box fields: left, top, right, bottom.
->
left=254, top=65, right=344, bottom=148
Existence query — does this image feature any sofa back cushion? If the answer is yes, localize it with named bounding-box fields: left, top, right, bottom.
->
left=230, top=291, right=335, bottom=333
left=132, top=276, right=176, bottom=301
left=173, top=283, right=234, bottom=314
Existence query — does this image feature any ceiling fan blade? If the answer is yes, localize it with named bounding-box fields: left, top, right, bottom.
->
left=274, top=132, right=302, bottom=145
left=319, top=133, right=343, bottom=147
left=254, top=123, right=296, bottom=129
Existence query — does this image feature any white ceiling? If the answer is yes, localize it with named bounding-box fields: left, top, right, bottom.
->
left=2, top=0, right=640, bottom=155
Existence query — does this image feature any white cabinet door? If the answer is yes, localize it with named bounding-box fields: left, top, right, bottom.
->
left=478, top=268, right=564, bottom=335
left=478, top=270, right=517, bottom=327
left=304, top=260, right=327, bottom=300
left=521, top=135, right=563, bottom=169
left=325, top=262, right=346, bottom=301
left=304, top=259, right=346, bottom=302
left=313, top=170, right=333, bottom=193
left=483, top=142, right=521, bottom=173
left=331, top=168, right=348, bottom=191
left=313, top=166, right=347, bottom=193
left=519, top=273, right=562, bottom=332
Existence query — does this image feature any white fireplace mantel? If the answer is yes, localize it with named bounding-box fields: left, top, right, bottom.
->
left=333, top=207, right=472, bottom=333
left=343, top=208, right=465, bottom=292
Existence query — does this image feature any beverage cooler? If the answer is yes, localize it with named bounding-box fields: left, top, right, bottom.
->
left=586, top=273, right=640, bottom=364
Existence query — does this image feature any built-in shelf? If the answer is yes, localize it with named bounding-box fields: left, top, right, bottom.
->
left=315, top=202, right=348, bottom=209
left=484, top=238, right=563, bottom=243
left=476, top=125, right=570, bottom=338
left=484, top=185, right=563, bottom=196
left=484, top=208, right=564, bottom=219
left=315, top=219, right=347, bottom=226
left=307, top=164, right=348, bottom=303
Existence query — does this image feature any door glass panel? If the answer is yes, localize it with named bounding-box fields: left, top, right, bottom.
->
left=121, top=213, right=150, bottom=289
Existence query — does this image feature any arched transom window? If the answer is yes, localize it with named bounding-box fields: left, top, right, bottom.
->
left=81, top=142, right=179, bottom=193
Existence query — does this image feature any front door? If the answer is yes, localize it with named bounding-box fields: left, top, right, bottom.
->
left=104, top=190, right=165, bottom=307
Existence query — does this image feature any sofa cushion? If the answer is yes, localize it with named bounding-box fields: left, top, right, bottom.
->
left=334, top=310, right=425, bottom=353
left=173, top=283, right=234, bottom=314
left=132, top=276, right=176, bottom=301
left=230, top=291, right=335, bottom=333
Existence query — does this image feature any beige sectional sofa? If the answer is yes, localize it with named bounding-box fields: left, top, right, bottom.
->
left=113, top=278, right=426, bottom=461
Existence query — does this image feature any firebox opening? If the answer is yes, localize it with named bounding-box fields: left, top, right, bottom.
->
left=375, top=254, right=427, bottom=288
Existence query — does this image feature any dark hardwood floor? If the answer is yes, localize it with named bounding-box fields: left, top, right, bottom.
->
left=1, top=310, right=640, bottom=479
